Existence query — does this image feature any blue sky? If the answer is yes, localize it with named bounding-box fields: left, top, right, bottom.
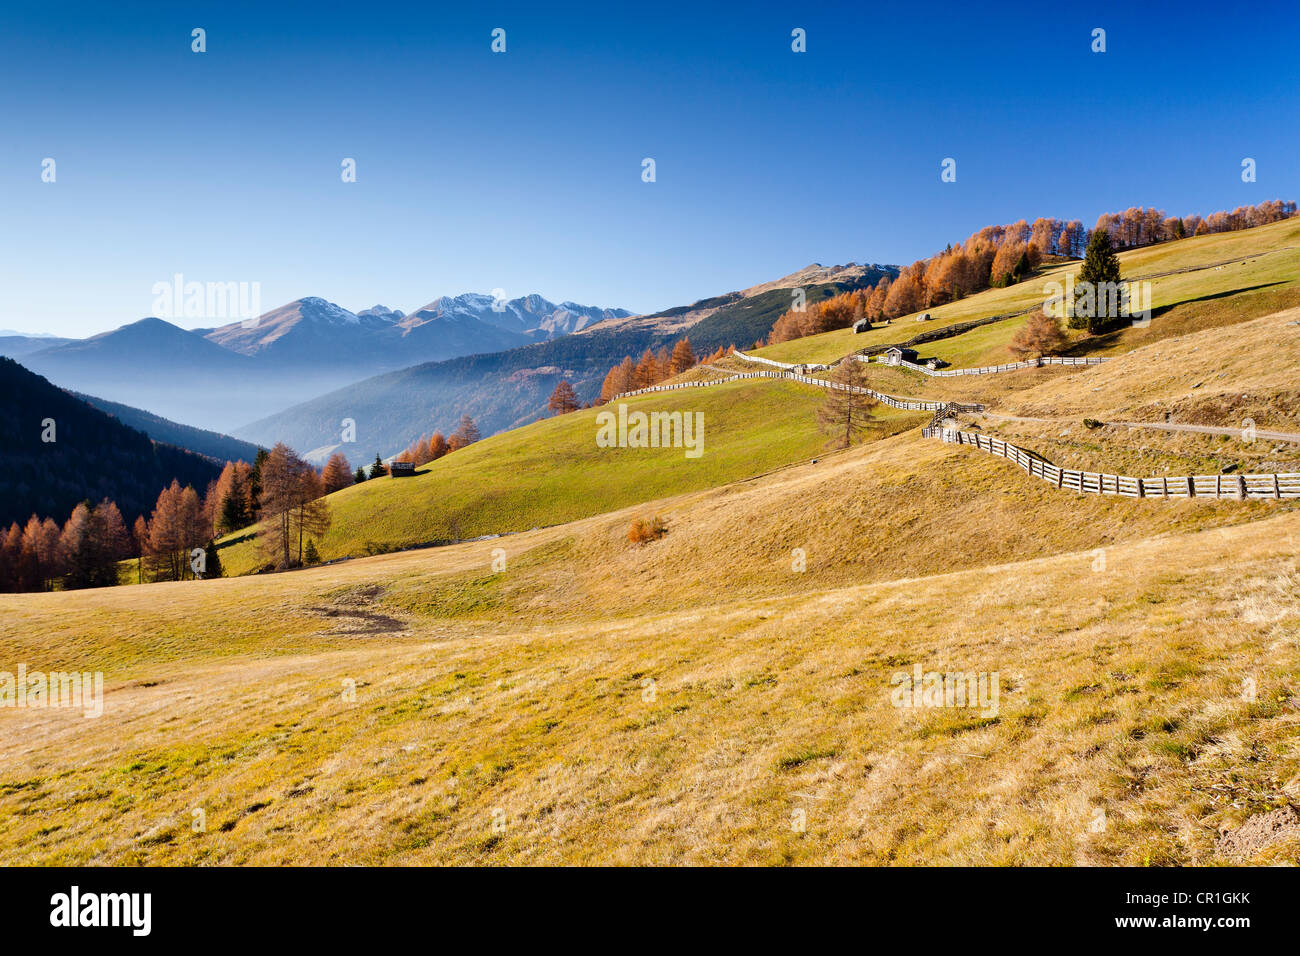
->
left=2, top=0, right=1297, bottom=337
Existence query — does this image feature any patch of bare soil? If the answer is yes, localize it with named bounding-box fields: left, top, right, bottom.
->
left=308, top=585, right=408, bottom=636
left=1215, top=805, right=1300, bottom=860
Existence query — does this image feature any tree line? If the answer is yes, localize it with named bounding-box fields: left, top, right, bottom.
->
left=595, top=337, right=726, bottom=403
left=768, top=200, right=1297, bottom=346
left=0, top=443, right=361, bottom=592
left=391, top=414, right=481, bottom=467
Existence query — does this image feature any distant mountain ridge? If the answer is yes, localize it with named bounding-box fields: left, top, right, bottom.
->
left=8, top=291, right=630, bottom=434
left=237, top=263, right=895, bottom=462
left=73, top=391, right=262, bottom=465
left=0, top=334, right=75, bottom=357
left=404, top=293, right=631, bottom=340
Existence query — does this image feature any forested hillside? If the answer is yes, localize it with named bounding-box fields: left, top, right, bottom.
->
left=75, top=391, right=262, bottom=464
left=0, top=357, right=223, bottom=527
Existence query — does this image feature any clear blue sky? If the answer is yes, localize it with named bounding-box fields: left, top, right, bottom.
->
left=2, top=0, right=1297, bottom=337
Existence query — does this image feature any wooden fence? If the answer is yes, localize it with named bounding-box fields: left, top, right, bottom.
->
left=731, top=349, right=829, bottom=372
left=922, top=405, right=1300, bottom=501
left=885, top=355, right=1108, bottom=377
left=611, top=368, right=976, bottom=413
left=735, top=345, right=1107, bottom=379
left=850, top=305, right=1044, bottom=358
left=613, top=371, right=1298, bottom=504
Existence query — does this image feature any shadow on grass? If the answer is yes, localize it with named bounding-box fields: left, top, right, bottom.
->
left=1057, top=282, right=1287, bottom=357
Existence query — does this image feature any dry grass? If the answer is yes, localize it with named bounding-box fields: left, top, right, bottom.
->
left=3, top=391, right=1299, bottom=863
left=4, top=242, right=1300, bottom=865
left=2, top=502, right=1296, bottom=865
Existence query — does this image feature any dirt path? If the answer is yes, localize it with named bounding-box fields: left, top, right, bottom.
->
left=981, top=411, right=1300, bottom=444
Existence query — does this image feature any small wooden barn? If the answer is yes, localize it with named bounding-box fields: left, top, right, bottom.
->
left=389, top=461, right=416, bottom=477
left=884, top=346, right=919, bottom=365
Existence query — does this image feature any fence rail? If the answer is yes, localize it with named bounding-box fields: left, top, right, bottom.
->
left=734, top=345, right=1108, bottom=379
left=611, top=368, right=973, bottom=412
left=612, top=374, right=1296, bottom=505
left=731, top=349, right=829, bottom=372
left=923, top=404, right=1300, bottom=501
left=886, top=355, right=1109, bottom=377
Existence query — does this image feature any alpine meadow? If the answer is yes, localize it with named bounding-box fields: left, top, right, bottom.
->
left=1, top=0, right=1298, bottom=936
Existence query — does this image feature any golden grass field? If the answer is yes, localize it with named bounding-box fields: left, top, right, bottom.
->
left=3, top=224, right=1299, bottom=865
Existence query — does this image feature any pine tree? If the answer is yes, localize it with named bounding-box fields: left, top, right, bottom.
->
left=303, top=539, right=321, bottom=565
left=200, top=541, right=224, bottom=579
left=1072, top=228, right=1124, bottom=332
left=249, top=448, right=269, bottom=514
left=354, top=466, right=368, bottom=483
left=371, top=454, right=388, bottom=478
left=217, top=468, right=251, bottom=534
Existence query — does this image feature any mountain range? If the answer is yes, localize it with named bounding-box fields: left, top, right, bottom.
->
left=5, top=293, right=632, bottom=434
left=237, top=263, right=893, bottom=463
left=1, top=265, right=890, bottom=465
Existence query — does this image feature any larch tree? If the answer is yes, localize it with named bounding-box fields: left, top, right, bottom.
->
left=321, top=452, right=354, bottom=494
left=178, top=485, right=207, bottom=577
left=98, top=500, right=132, bottom=564
left=259, top=443, right=308, bottom=569
left=1009, top=310, right=1069, bottom=359
left=548, top=379, right=580, bottom=415
left=146, top=482, right=186, bottom=581
left=291, top=467, right=330, bottom=566
left=59, top=503, right=97, bottom=589
left=22, top=515, right=63, bottom=590
left=816, top=358, right=878, bottom=450
left=670, top=338, right=696, bottom=375
left=448, top=414, right=480, bottom=451
left=598, top=364, right=625, bottom=404
left=882, top=269, right=924, bottom=318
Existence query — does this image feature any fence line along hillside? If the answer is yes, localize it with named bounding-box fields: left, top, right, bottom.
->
left=875, top=354, right=1109, bottom=377
left=613, top=355, right=1295, bottom=504
left=731, top=349, right=829, bottom=372
left=923, top=405, right=1300, bottom=501
left=734, top=346, right=1108, bottom=379
left=611, top=367, right=977, bottom=413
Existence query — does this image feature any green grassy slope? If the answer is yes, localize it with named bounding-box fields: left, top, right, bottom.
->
left=219, top=378, right=926, bottom=574
left=753, top=217, right=1300, bottom=368
left=236, top=274, right=893, bottom=462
